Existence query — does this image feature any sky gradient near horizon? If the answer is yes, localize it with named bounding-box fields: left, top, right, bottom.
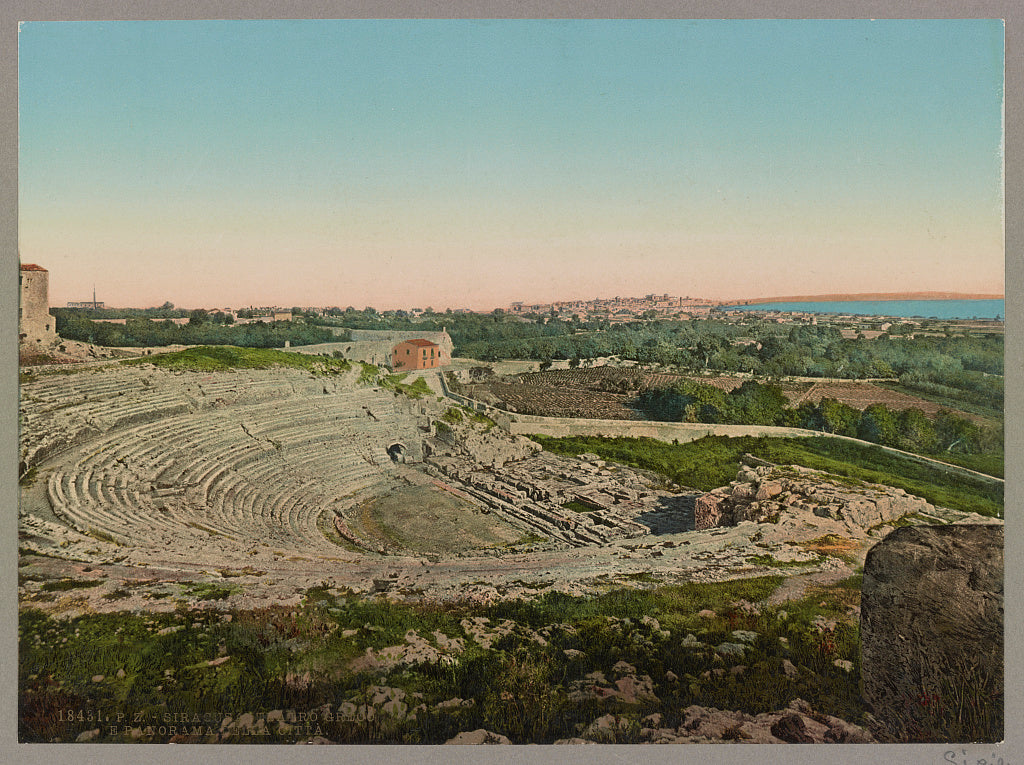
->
left=19, top=19, right=1004, bottom=310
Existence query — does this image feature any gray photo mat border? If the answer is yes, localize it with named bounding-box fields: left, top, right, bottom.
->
left=2, top=3, right=1019, bottom=765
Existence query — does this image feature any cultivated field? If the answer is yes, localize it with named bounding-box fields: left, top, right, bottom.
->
left=464, top=368, right=974, bottom=421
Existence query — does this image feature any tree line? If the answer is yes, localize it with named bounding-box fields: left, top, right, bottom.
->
left=636, top=379, right=1001, bottom=458
left=53, top=311, right=335, bottom=348
left=53, top=306, right=1002, bottom=418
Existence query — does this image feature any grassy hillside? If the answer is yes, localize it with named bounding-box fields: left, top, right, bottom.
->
left=529, top=434, right=1002, bottom=519
left=121, top=346, right=352, bottom=373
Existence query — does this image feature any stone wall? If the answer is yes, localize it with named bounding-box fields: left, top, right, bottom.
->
left=506, top=415, right=817, bottom=444
left=860, top=524, right=1003, bottom=742
left=334, top=329, right=454, bottom=368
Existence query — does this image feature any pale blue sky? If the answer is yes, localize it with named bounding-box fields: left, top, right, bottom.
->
left=19, top=20, right=1004, bottom=309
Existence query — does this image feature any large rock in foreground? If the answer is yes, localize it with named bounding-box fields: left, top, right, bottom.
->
left=860, top=524, right=1003, bottom=743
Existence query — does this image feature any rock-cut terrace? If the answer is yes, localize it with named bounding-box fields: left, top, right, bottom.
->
left=18, top=359, right=996, bottom=613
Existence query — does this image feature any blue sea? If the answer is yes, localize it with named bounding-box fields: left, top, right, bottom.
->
left=730, top=299, right=1004, bottom=321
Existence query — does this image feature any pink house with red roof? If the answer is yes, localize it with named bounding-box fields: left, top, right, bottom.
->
left=391, top=338, right=444, bottom=370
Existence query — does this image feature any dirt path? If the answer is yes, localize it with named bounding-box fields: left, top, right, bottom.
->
left=766, top=563, right=859, bottom=606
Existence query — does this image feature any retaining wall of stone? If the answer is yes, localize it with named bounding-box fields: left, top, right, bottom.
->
left=505, top=415, right=820, bottom=443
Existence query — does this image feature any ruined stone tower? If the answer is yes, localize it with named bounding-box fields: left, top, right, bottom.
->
left=19, top=263, right=56, bottom=342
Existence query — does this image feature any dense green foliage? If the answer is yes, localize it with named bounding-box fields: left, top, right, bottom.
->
left=55, top=310, right=334, bottom=348
left=310, top=309, right=1002, bottom=415
left=638, top=379, right=790, bottom=426
left=52, top=303, right=188, bottom=321
left=121, top=346, right=351, bottom=373
left=19, top=575, right=888, bottom=744
left=53, top=305, right=1002, bottom=419
left=529, top=434, right=1002, bottom=518
left=635, top=379, right=1001, bottom=459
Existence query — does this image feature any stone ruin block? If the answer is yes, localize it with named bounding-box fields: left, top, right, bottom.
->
left=730, top=483, right=755, bottom=501
left=730, top=501, right=769, bottom=525
left=694, top=492, right=725, bottom=530
left=754, top=480, right=783, bottom=501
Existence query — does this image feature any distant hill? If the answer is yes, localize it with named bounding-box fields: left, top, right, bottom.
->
left=721, top=291, right=1004, bottom=305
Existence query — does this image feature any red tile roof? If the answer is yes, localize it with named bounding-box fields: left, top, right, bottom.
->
left=402, top=339, right=438, bottom=348
left=20, top=263, right=47, bottom=271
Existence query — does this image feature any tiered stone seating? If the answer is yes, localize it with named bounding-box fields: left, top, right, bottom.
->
left=34, top=374, right=421, bottom=557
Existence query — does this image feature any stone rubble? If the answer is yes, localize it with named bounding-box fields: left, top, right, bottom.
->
left=696, top=457, right=949, bottom=537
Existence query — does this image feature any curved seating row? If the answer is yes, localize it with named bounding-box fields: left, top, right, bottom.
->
left=39, top=379, right=420, bottom=556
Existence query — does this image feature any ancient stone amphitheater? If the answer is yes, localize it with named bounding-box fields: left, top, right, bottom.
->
left=20, top=363, right=431, bottom=563
left=18, top=357, right=993, bottom=610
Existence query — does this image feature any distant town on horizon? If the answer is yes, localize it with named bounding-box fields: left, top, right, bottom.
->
left=52, top=284, right=1005, bottom=316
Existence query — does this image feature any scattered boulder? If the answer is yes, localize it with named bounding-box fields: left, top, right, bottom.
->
left=771, top=712, right=814, bottom=743
left=653, top=699, right=873, bottom=744
left=695, top=463, right=938, bottom=536
left=582, top=714, right=635, bottom=742
left=444, top=728, right=512, bottom=745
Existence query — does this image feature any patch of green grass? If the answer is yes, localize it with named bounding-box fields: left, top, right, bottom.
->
left=442, top=407, right=464, bottom=424
left=39, top=578, right=104, bottom=593
left=440, top=407, right=464, bottom=423
left=407, top=376, right=433, bottom=397
left=745, top=554, right=819, bottom=569
left=181, top=582, right=238, bottom=601
left=801, top=534, right=854, bottom=548
left=562, top=500, right=596, bottom=514
left=466, top=408, right=497, bottom=430
left=216, top=567, right=265, bottom=578
left=441, top=404, right=495, bottom=427
left=122, top=345, right=351, bottom=374
left=358, top=363, right=380, bottom=384
left=509, top=580, right=554, bottom=591
left=19, top=466, right=39, bottom=487
left=930, top=451, right=1004, bottom=478
left=382, top=374, right=432, bottom=399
